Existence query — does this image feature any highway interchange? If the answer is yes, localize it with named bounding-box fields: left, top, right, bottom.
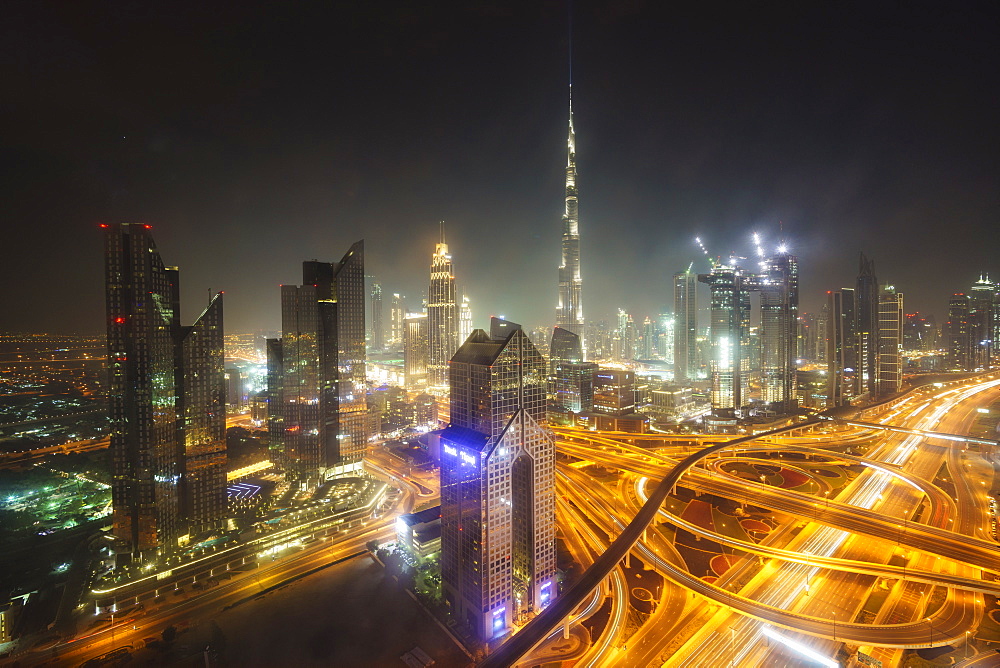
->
left=488, top=372, right=1000, bottom=668
left=11, top=373, right=1000, bottom=667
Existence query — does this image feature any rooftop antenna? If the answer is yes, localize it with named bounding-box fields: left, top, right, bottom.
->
left=568, top=0, right=573, bottom=90
left=439, top=220, right=445, bottom=245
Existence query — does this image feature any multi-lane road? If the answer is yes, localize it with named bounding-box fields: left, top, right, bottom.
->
left=486, top=373, right=1000, bottom=668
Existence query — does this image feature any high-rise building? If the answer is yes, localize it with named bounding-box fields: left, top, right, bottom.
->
left=428, top=226, right=458, bottom=389
left=816, top=303, right=829, bottom=363
left=390, top=293, right=405, bottom=348
left=370, top=282, right=384, bottom=352
left=177, top=296, right=227, bottom=537
left=758, top=249, right=798, bottom=412
left=104, top=223, right=226, bottom=562
left=658, top=314, right=675, bottom=364
left=550, top=325, right=583, bottom=363
left=856, top=253, right=879, bottom=398
left=556, top=88, right=584, bottom=345
left=273, top=243, right=367, bottom=484
left=593, top=368, right=637, bottom=415
left=404, top=313, right=429, bottom=390
left=612, top=309, right=636, bottom=362
left=548, top=327, right=597, bottom=423
left=827, top=288, right=858, bottom=406
left=266, top=337, right=284, bottom=458
left=877, top=285, right=904, bottom=397
left=969, top=275, right=997, bottom=369
left=641, top=316, right=655, bottom=360
left=459, top=294, right=473, bottom=346
left=904, top=312, right=936, bottom=352
left=699, top=262, right=752, bottom=417
left=673, top=264, right=697, bottom=383
left=440, top=318, right=556, bottom=640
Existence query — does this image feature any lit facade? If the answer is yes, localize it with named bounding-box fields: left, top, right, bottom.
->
left=593, top=368, right=637, bottom=416
left=440, top=319, right=556, bottom=641
left=673, top=264, right=697, bottom=382
left=758, top=250, right=798, bottom=411
left=856, top=253, right=879, bottom=398
left=404, top=312, right=429, bottom=390
left=877, top=285, right=904, bottom=397
left=459, top=294, right=473, bottom=345
left=390, top=293, right=405, bottom=348
left=699, top=262, right=752, bottom=416
left=428, top=229, right=458, bottom=389
left=969, top=275, right=997, bottom=369
left=556, top=89, right=584, bottom=345
left=370, top=282, right=384, bottom=351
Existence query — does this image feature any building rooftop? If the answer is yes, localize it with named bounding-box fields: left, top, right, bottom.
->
left=399, top=505, right=441, bottom=527
left=440, top=424, right=490, bottom=452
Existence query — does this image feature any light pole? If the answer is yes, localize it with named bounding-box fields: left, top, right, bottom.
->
left=925, top=617, right=933, bottom=647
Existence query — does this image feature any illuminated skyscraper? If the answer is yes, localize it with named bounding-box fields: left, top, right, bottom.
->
left=969, top=275, right=997, bottom=369
left=274, top=243, right=367, bottom=483
left=404, top=312, right=429, bottom=390
left=390, top=293, right=405, bottom=347
left=673, top=264, right=697, bottom=382
left=370, top=282, right=384, bottom=351
left=428, top=225, right=458, bottom=389
left=556, top=88, right=584, bottom=343
left=104, top=223, right=226, bottom=562
left=699, top=261, right=752, bottom=416
left=440, top=318, right=556, bottom=640
left=816, top=303, right=829, bottom=363
left=759, top=249, right=798, bottom=411
left=641, top=316, right=655, bottom=359
left=459, top=294, right=473, bottom=345
left=548, top=326, right=597, bottom=423
left=827, top=288, right=858, bottom=406
left=856, top=253, right=879, bottom=397
left=877, top=285, right=904, bottom=397
left=658, top=314, right=675, bottom=364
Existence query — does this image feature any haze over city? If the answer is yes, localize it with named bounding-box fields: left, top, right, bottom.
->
left=3, top=4, right=1000, bottom=668
left=3, top=2, right=997, bottom=333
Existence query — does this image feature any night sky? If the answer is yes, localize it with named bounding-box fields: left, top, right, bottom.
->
left=3, top=1, right=997, bottom=334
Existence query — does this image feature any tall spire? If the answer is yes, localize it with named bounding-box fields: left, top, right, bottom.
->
left=556, top=63, right=584, bottom=348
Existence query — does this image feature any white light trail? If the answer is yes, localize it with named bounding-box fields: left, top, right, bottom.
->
left=761, top=626, right=838, bottom=667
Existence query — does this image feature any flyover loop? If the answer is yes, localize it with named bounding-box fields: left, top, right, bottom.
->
left=480, top=419, right=821, bottom=668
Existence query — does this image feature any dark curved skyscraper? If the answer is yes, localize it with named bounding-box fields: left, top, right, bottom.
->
left=104, top=223, right=226, bottom=562
left=275, top=242, right=367, bottom=483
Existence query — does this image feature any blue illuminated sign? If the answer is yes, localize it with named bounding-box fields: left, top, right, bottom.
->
left=492, top=607, right=505, bottom=634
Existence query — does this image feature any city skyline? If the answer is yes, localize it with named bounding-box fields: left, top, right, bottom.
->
left=3, top=3, right=998, bottom=334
